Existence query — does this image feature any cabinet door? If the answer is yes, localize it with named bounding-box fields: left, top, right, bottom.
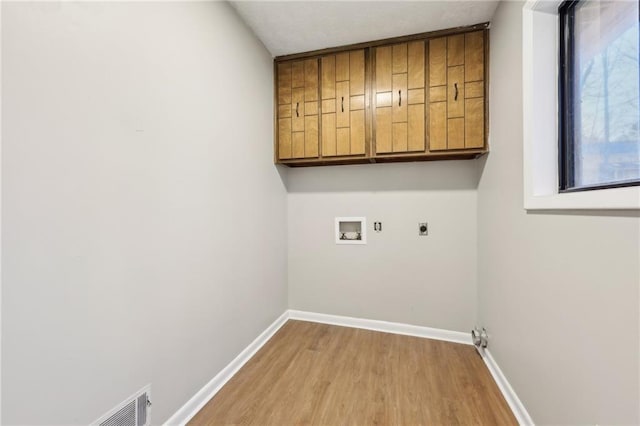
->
left=321, top=50, right=366, bottom=157
left=374, top=41, right=425, bottom=154
left=428, top=30, right=485, bottom=151
left=277, top=59, right=320, bottom=159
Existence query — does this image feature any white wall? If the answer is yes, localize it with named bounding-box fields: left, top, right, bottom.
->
left=288, top=162, right=478, bottom=332
left=4, top=1, right=639, bottom=424
left=1, top=2, right=287, bottom=424
left=478, top=1, right=640, bottom=424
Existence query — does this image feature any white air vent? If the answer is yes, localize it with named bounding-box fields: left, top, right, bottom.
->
left=92, top=385, right=151, bottom=426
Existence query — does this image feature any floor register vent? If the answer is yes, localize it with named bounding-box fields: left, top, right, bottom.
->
left=93, top=385, right=151, bottom=426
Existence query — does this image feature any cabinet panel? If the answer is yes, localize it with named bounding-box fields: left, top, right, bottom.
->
left=392, top=43, right=407, bottom=74
left=305, top=101, right=318, bottom=116
left=321, top=56, right=336, bottom=99
left=376, top=92, right=392, bottom=107
left=407, top=41, right=425, bottom=89
left=447, top=118, right=464, bottom=149
left=392, top=73, right=408, bottom=123
left=376, top=46, right=392, bottom=93
left=336, top=52, right=350, bottom=82
left=336, top=128, right=350, bottom=156
left=375, top=40, right=426, bottom=155
left=351, top=110, right=366, bottom=155
left=350, top=50, right=365, bottom=95
left=408, top=89, right=425, bottom=105
left=304, top=59, right=319, bottom=101
left=336, top=81, right=350, bottom=128
left=279, top=119, right=292, bottom=159
left=322, top=99, right=335, bottom=113
left=305, top=116, right=319, bottom=157
left=277, top=58, right=320, bottom=160
left=465, top=31, right=484, bottom=82
left=292, top=61, right=305, bottom=88
left=350, top=95, right=365, bottom=110
left=292, top=87, right=305, bottom=132
left=392, top=122, right=408, bottom=152
left=278, top=63, right=292, bottom=105
left=408, top=104, right=425, bottom=152
left=291, top=87, right=304, bottom=132
left=322, top=113, right=337, bottom=156
left=465, top=81, right=484, bottom=99
left=429, top=86, right=447, bottom=103
left=429, top=102, right=446, bottom=151
left=447, top=34, right=464, bottom=66
left=320, top=49, right=366, bottom=158
left=447, top=66, right=464, bottom=118
left=376, top=107, right=392, bottom=153
left=427, top=30, right=485, bottom=152
left=279, top=104, right=291, bottom=118
left=292, top=131, right=305, bottom=158
left=429, top=38, right=447, bottom=87
left=465, top=97, right=484, bottom=148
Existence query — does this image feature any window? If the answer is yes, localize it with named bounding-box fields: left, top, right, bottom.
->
left=559, top=0, right=640, bottom=192
left=523, top=0, right=640, bottom=209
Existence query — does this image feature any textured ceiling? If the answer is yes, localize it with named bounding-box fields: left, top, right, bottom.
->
left=230, top=1, right=500, bottom=57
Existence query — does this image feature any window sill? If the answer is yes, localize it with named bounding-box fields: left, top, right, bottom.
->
left=525, top=186, right=640, bottom=210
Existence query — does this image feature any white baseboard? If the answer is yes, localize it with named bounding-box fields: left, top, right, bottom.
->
left=288, top=309, right=472, bottom=345
left=163, top=310, right=290, bottom=425
left=165, top=310, right=531, bottom=426
left=481, top=348, right=535, bottom=426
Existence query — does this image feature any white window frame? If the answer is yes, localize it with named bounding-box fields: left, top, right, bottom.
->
left=522, top=0, right=640, bottom=210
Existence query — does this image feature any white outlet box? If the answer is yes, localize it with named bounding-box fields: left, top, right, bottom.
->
left=335, top=217, right=366, bottom=245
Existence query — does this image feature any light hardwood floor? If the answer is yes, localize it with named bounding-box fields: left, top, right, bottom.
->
left=189, top=320, right=517, bottom=425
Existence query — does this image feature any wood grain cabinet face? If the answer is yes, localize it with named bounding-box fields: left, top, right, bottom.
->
left=428, top=30, right=485, bottom=151
left=321, top=50, right=366, bottom=157
left=277, top=59, right=320, bottom=160
left=274, top=25, right=488, bottom=166
left=373, top=41, right=426, bottom=155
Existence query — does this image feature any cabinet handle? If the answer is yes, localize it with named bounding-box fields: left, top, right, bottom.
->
left=296, top=102, right=299, bottom=117
left=399, top=90, right=402, bottom=107
left=454, top=83, right=458, bottom=101
left=341, top=97, right=344, bottom=113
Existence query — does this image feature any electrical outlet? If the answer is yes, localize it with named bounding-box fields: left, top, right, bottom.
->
left=419, top=222, right=428, bottom=236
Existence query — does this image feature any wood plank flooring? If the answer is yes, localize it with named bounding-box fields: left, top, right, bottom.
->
left=189, top=320, right=517, bottom=425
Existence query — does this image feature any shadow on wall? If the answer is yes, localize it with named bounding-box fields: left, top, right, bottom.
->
left=476, top=154, right=640, bottom=218
left=285, top=159, right=483, bottom=193
left=275, top=163, right=290, bottom=189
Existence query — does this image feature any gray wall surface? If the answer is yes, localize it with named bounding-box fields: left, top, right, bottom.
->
left=287, top=162, right=478, bottom=332
left=478, top=1, right=640, bottom=423
left=3, top=1, right=640, bottom=424
left=1, top=2, right=287, bottom=423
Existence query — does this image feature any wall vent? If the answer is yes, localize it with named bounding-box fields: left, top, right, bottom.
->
left=92, top=385, right=151, bottom=426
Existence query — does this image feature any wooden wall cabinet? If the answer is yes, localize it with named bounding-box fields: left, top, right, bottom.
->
left=428, top=31, right=485, bottom=151
left=277, top=59, right=320, bottom=160
left=321, top=50, right=367, bottom=158
left=373, top=41, right=426, bottom=155
left=274, top=24, right=488, bottom=166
